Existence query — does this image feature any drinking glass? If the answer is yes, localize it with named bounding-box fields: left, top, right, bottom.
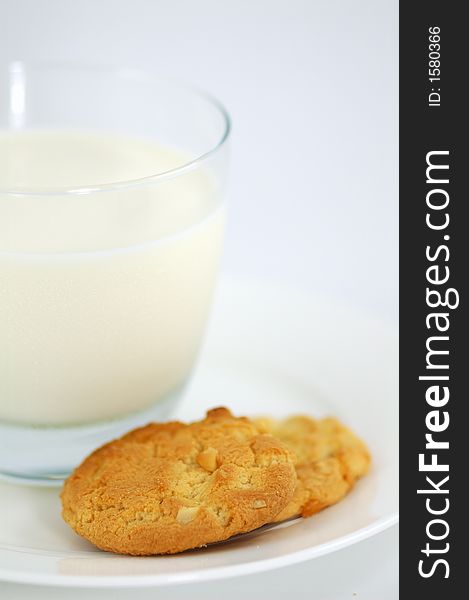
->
left=0, top=62, right=230, bottom=483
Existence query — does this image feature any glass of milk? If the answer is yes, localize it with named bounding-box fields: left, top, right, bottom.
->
left=0, top=62, right=230, bottom=482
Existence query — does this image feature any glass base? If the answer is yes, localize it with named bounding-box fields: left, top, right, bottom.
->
left=0, top=387, right=183, bottom=485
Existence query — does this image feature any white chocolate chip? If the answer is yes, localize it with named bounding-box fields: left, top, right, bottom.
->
left=252, top=499, right=267, bottom=509
left=196, top=447, right=218, bottom=472
left=176, top=506, right=199, bottom=525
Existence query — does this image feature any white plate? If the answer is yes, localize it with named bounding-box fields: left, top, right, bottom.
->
left=0, top=278, right=398, bottom=587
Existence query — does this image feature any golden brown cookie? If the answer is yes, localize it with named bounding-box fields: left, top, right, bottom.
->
left=61, top=407, right=297, bottom=555
left=255, top=416, right=371, bottom=521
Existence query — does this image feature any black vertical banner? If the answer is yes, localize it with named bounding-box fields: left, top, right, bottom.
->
left=400, top=1, right=464, bottom=596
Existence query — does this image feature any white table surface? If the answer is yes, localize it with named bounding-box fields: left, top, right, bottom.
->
left=0, top=0, right=398, bottom=597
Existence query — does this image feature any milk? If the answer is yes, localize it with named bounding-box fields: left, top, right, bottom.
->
left=0, top=131, right=225, bottom=426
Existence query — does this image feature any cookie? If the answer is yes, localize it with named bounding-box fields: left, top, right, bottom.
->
left=61, top=407, right=297, bottom=555
left=255, top=416, right=371, bottom=521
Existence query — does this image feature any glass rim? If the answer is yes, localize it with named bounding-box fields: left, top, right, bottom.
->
left=0, top=61, right=231, bottom=196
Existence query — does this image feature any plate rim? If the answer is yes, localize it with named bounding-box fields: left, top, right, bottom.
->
left=0, top=515, right=399, bottom=588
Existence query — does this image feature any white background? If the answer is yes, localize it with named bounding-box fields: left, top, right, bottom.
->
left=0, top=0, right=398, bottom=323
left=1, top=0, right=398, bottom=597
